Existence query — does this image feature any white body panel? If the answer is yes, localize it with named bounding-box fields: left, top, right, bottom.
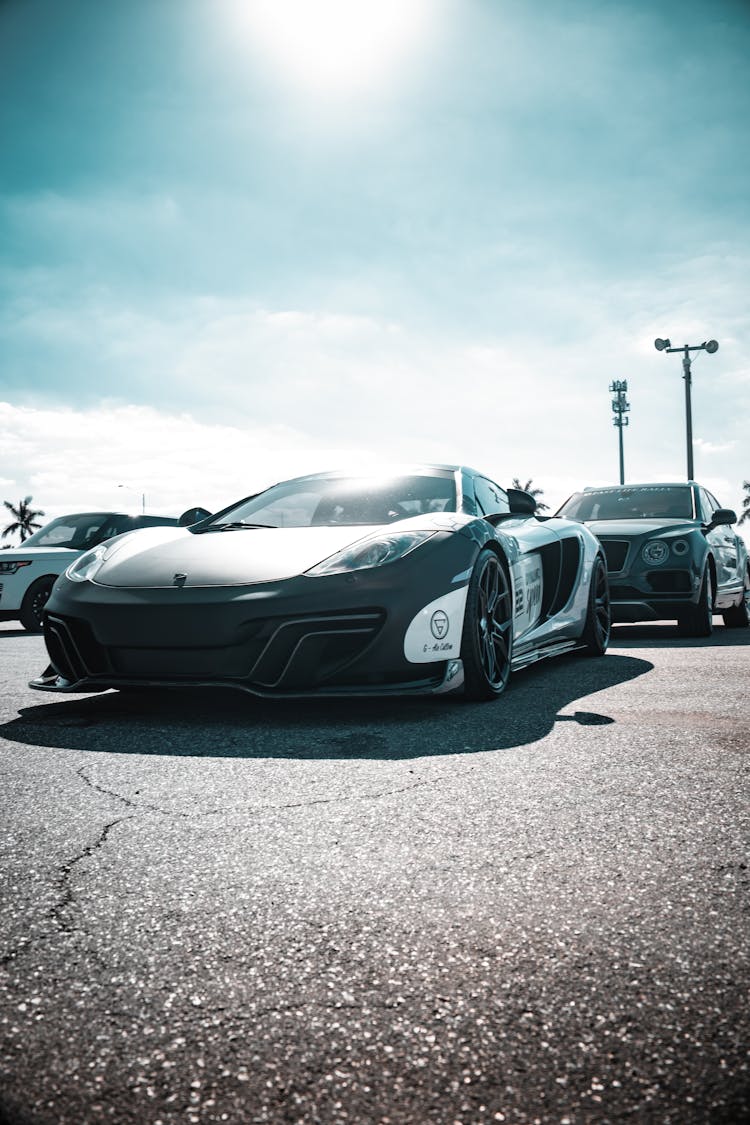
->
left=511, top=553, right=544, bottom=635
left=0, top=548, right=79, bottom=612
left=404, top=585, right=469, bottom=663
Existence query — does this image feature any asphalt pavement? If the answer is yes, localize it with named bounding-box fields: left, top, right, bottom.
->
left=0, top=622, right=748, bottom=1124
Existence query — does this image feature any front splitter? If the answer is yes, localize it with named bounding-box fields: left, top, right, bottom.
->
left=29, top=660, right=466, bottom=700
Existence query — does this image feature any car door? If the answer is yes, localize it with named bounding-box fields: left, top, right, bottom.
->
left=473, top=477, right=562, bottom=640
left=700, top=488, right=739, bottom=594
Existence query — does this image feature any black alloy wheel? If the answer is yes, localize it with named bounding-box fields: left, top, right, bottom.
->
left=678, top=563, right=714, bottom=638
left=461, top=548, right=513, bottom=700
left=722, top=564, right=750, bottom=628
left=578, top=554, right=611, bottom=656
left=19, top=576, right=55, bottom=632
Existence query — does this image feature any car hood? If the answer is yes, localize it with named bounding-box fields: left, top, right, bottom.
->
left=91, top=522, right=425, bottom=588
left=582, top=518, right=700, bottom=538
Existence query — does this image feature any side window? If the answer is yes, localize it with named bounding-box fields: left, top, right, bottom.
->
left=699, top=489, right=716, bottom=522
left=95, top=518, right=129, bottom=542
left=474, top=477, right=510, bottom=517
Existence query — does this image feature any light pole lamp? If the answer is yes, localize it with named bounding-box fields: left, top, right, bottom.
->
left=654, top=337, right=718, bottom=481
left=609, top=379, right=630, bottom=485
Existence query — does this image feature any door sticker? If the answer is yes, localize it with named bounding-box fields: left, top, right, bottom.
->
left=404, top=585, right=469, bottom=664
left=430, top=610, right=449, bottom=639
left=513, top=555, right=543, bottom=634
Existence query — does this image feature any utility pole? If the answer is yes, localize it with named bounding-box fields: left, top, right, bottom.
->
left=654, top=337, right=719, bottom=480
left=118, top=484, right=147, bottom=513
left=609, top=379, right=630, bottom=485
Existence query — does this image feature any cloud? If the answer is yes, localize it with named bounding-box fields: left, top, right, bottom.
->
left=2, top=395, right=747, bottom=550
left=694, top=438, right=737, bottom=455
left=2, top=248, right=750, bottom=532
left=0, top=400, right=378, bottom=525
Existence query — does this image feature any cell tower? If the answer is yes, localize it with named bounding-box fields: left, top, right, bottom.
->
left=609, top=380, right=630, bottom=485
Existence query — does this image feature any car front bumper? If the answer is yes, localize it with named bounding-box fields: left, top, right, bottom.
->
left=30, top=535, right=473, bottom=698
left=606, top=566, right=703, bottom=622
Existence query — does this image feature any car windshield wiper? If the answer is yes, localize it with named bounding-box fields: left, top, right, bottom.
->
left=193, top=521, right=278, bottom=533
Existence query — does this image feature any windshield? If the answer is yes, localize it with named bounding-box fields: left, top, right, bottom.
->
left=557, top=485, right=695, bottom=522
left=23, top=513, right=171, bottom=550
left=202, top=473, right=457, bottom=530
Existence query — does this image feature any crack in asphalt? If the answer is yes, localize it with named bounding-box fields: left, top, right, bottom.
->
left=75, top=765, right=191, bottom=818
left=50, top=817, right=132, bottom=933
left=188, top=773, right=453, bottom=818
left=268, top=773, right=452, bottom=813
left=73, top=765, right=453, bottom=821
left=1, top=817, right=131, bottom=972
left=0, top=931, right=56, bottom=970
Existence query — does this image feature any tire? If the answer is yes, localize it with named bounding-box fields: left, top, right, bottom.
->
left=461, top=548, right=513, bottom=701
left=578, top=554, right=611, bottom=656
left=19, top=576, right=56, bottom=632
left=722, top=565, right=750, bottom=628
left=678, top=564, right=714, bottom=637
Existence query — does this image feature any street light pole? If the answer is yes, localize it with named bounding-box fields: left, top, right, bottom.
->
left=609, top=379, right=630, bottom=485
left=118, top=484, right=146, bottom=513
left=654, top=337, right=719, bottom=481
left=681, top=346, right=694, bottom=481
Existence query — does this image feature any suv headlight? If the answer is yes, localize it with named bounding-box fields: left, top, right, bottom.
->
left=641, top=540, right=670, bottom=565
left=0, top=560, right=32, bottom=575
left=307, top=530, right=436, bottom=576
left=66, top=544, right=112, bottom=583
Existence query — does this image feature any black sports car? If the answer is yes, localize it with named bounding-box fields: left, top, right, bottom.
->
left=556, top=481, right=750, bottom=635
left=31, top=466, right=611, bottom=702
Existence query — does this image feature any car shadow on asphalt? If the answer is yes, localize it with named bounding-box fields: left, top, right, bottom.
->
left=2, top=652, right=653, bottom=760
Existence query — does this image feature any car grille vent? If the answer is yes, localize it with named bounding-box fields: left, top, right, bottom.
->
left=647, top=570, right=692, bottom=593
left=600, top=540, right=629, bottom=572
left=45, top=614, right=110, bottom=682
left=46, top=608, right=387, bottom=693
left=250, top=611, right=386, bottom=689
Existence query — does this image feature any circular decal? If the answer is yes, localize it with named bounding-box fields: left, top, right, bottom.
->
left=430, top=609, right=450, bottom=639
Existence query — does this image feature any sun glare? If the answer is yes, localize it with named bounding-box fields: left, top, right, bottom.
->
left=230, top=0, right=434, bottom=97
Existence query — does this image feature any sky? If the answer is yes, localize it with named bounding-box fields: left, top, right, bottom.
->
left=1, top=0, right=749, bottom=539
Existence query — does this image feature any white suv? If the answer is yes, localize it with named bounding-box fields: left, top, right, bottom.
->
left=0, top=511, right=185, bottom=631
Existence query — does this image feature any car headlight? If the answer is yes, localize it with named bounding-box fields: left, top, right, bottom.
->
left=672, top=538, right=689, bottom=556
left=641, top=540, right=670, bottom=565
left=0, top=560, right=32, bottom=574
left=306, top=530, right=436, bottom=576
left=66, top=544, right=112, bottom=583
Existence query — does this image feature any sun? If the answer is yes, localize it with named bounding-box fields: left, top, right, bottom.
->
left=228, top=0, right=434, bottom=97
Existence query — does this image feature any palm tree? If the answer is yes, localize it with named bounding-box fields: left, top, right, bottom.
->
left=2, top=496, right=45, bottom=543
left=511, top=477, right=549, bottom=511
left=739, top=480, right=750, bottom=525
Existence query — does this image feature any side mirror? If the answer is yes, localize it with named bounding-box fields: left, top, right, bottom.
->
left=507, top=488, right=537, bottom=515
left=709, top=508, right=736, bottom=528
left=179, top=506, right=212, bottom=526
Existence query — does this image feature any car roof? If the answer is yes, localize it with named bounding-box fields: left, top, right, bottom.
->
left=582, top=482, right=697, bottom=492
left=279, top=464, right=481, bottom=484
left=42, top=511, right=179, bottom=520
